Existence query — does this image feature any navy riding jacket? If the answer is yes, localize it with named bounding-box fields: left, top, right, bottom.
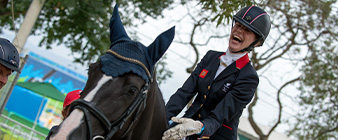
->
left=166, top=50, right=258, bottom=140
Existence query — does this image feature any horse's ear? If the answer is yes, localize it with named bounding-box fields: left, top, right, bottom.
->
left=109, top=4, right=130, bottom=45
left=147, top=26, right=175, bottom=63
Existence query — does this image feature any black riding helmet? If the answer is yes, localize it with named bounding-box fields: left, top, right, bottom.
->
left=0, top=38, right=20, bottom=73
left=232, top=6, right=271, bottom=52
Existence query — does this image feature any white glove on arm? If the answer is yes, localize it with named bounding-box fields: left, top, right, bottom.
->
left=162, top=117, right=203, bottom=140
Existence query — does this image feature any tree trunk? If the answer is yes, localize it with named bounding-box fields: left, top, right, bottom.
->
left=12, top=0, right=45, bottom=53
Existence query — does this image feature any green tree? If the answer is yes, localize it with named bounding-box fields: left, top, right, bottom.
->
left=291, top=41, right=338, bottom=139
left=266, top=0, right=338, bottom=139
left=0, top=0, right=176, bottom=84
left=0, top=0, right=174, bottom=65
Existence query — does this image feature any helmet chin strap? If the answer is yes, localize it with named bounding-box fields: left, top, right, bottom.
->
left=231, top=38, right=261, bottom=53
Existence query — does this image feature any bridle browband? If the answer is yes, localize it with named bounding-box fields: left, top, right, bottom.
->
left=106, top=49, right=152, bottom=81
left=69, top=50, right=152, bottom=140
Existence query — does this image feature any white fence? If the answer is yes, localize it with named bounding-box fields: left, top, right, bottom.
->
left=0, top=114, right=47, bottom=140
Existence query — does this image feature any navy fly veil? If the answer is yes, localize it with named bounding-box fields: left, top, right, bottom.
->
left=100, top=4, right=175, bottom=83
left=48, top=4, right=174, bottom=140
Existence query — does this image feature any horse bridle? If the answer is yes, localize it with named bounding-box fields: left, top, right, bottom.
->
left=69, top=50, right=152, bottom=140
left=70, top=85, right=148, bottom=140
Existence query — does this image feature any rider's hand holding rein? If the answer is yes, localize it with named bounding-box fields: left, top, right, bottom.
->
left=162, top=117, right=204, bottom=140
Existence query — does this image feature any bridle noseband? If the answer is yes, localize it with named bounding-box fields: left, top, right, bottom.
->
left=68, top=50, right=152, bottom=140
left=70, top=85, right=148, bottom=140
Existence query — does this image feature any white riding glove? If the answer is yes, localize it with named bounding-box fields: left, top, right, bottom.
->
left=162, top=117, right=203, bottom=140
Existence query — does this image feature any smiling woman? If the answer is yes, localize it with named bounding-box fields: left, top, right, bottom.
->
left=163, top=5, right=271, bottom=140
left=229, top=21, right=259, bottom=53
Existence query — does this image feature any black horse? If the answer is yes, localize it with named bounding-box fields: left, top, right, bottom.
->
left=49, top=4, right=175, bottom=140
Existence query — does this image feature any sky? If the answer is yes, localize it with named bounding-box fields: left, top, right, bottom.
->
left=0, top=1, right=302, bottom=138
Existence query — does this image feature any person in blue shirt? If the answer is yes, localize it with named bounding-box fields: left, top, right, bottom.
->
left=163, top=5, right=271, bottom=140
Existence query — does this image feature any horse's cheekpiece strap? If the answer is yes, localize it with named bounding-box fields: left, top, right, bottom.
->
left=106, top=50, right=153, bottom=82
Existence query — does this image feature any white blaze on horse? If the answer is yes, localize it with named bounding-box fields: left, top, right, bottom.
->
left=49, top=4, right=175, bottom=140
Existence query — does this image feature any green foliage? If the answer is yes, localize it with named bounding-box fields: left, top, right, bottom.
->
left=197, top=0, right=255, bottom=25
left=0, top=0, right=31, bottom=31
left=294, top=44, right=338, bottom=140
left=284, top=0, right=338, bottom=138
left=0, top=0, right=176, bottom=85
left=0, top=0, right=174, bottom=65
left=247, top=0, right=338, bottom=139
left=118, top=0, right=175, bottom=18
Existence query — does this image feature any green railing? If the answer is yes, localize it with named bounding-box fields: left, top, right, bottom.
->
left=0, top=113, right=47, bottom=140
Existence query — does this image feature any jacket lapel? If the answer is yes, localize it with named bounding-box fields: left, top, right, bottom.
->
left=213, top=53, right=250, bottom=82
left=213, top=63, right=238, bottom=82
left=204, top=55, right=220, bottom=86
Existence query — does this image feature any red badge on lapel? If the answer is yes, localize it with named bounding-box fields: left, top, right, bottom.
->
left=199, top=69, right=208, bottom=78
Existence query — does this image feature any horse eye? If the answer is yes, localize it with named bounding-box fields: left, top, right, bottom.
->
left=128, top=87, right=139, bottom=96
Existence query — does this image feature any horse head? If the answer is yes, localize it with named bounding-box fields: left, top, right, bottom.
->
left=49, top=4, right=174, bottom=140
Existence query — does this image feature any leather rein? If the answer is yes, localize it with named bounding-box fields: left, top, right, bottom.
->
left=69, top=50, right=151, bottom=140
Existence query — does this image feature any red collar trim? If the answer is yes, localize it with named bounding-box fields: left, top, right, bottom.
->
left=236, top=53, right=250, bottom=69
